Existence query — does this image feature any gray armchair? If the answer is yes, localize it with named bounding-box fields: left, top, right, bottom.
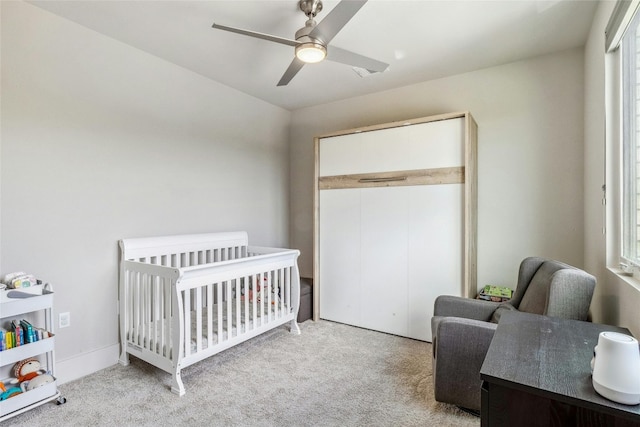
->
left=430, top=257, right=596, bottom=413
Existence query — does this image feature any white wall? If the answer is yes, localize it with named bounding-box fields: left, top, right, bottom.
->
left=585, top=0, right=640, bottom=337
left=290, top=48, right=586, bottom=291
left=1, top=1, right=291, bottom=382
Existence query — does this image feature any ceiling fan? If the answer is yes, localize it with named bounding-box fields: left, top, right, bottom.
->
left=212, top=0, right=389, bottom=86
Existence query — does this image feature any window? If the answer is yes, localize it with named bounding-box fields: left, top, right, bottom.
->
left=622, top=9, right=640, bottom=266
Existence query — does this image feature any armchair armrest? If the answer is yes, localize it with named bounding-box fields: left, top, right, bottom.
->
left=432, top=317, right=498, bottom=411
left=433, top=295, right=501, bottom=322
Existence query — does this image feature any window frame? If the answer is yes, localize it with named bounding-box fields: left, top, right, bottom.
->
left=607, top=0, right=640, bottom=273
left=620, top=9, right=639, bottom=266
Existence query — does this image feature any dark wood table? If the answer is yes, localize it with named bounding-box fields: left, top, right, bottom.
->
left=480, top=311, right=640, bottom=426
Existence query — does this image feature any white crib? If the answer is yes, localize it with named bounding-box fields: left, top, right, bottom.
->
left=118, top=231, right=301, bottom=396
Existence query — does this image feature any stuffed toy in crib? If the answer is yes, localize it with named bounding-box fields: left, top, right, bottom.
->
left=239, top=275, right=281, bottom=304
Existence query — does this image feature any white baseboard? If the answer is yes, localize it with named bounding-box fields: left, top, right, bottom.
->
left=55, top=343, right=120, bottom=385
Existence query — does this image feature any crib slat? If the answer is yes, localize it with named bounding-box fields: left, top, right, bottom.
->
left=235, top=278, right=241, bottom=337
left=150, top=274, right=157, bottom=353
left=127, top=270, right=135, bottom=343
left=280, top=268, right=284, bottom=317
left=286, top=267, right=291, bottom=315
left=142, top=271, right=148, bottom=349
left=278, top=268, right=286, bottom=316
left=243, top=276, right=250, bottom=331
left=266, top=271, right=272, bottom=322
left=184, top=289, right=191, bottom=356
left=154, top=274, right=160, bottom=355
left=217, top=281, right=223, bottom=341
left=207, top=283, right=213, bottom=347
left=252, top=274, right=258, bottom=328
left=272, top=270, right=278, bottom=319
left=195, top=286, right=203, bottom=352
left=167, top=276, right=173, bottom=356
left=256, top=273, right=264, bottom=326
left=277, top=269, right=281, bottom=317
left=262, top=271, right=267, bottom=322
left=141, top=271, right=146, bottom=346
left=271, top=270, right=276, bottom=319
left=148, top=270, right=155, bottom=353
left=145, top=273, right=151, bottom=352
left=134, top=271, right=141, bottom=346
left=124, top=270, right=131, bottom=342
left=274, top=270, right=279, bottom=319
left=159, top=276, right=167, bottom=356
left=226, top=279, right=232, bottom=338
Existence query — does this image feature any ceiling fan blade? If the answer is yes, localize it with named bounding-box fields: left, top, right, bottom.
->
left=327, top=46, right=388, bottom=73
left=212, top=23, right=298, bottom=47
left=277, top=58, right=305, bottom=86
left=310, top=0, right=367, bottom=44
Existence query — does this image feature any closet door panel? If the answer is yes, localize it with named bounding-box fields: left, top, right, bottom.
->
left=319, top=133, right=363, bottom=176
left=319, top=118, right=465, bottom=176
left=406, top=184, right=464, bottom=341
left=405, top=118, right=464, bottom=169
left=359, top=187, right=409, bottom=336
left=318, top=189, right=362, bottom=325
left=359, top=126, right=410, bottom=173
left=362, top=118, right=464, bottom=172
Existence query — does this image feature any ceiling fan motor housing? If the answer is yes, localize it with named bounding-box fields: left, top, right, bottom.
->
left=295, top=19, right=324, bottom=45
left=299, top=0, right=323, bottom=18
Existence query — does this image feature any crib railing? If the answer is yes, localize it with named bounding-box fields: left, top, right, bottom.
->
left=176, top=248, right=300, bottom=360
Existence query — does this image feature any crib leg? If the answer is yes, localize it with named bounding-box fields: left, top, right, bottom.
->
left=118, top=349, right=130, bottom=367
left=289, top=319, right=301, bottom=335
left=171, top=371, right=186, bottom=396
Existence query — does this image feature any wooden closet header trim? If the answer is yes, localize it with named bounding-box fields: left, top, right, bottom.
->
left=318, top=167, right=464, bottom=190
left=315, top=111, right=470, bottom=139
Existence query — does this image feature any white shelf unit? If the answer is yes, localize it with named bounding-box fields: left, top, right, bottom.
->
left=0, top=284, right=64, bottom=421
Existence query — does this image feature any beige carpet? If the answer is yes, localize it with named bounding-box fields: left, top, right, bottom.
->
left=3, top=320, right=479, bottom=426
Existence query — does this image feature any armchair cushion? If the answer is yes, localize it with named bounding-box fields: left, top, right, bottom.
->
left=489, top=303, right=517, bottom=323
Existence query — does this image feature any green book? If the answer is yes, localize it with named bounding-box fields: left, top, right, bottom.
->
left=483, top=285, right=513, bottom=298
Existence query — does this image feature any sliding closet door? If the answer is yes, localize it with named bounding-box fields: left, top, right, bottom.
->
left=359, top=186, right=410, bottom=337
left=318, top=188, right=362, bottom=326
left=316, top=113, right=476, bottom=342
left=403, top=184, right=463, bottom=340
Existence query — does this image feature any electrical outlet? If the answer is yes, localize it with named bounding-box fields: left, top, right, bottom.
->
left=59, top=312, right=71, bottom=328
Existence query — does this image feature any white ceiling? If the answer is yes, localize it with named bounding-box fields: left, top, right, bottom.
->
left=29, top=0, right=599, bottom=111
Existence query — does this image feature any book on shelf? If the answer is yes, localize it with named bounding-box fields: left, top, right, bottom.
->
left=0, top=319, right=51, bottom=351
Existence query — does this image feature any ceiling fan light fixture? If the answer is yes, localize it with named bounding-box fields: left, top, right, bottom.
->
left=295, top=42, right=327, bottom=63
